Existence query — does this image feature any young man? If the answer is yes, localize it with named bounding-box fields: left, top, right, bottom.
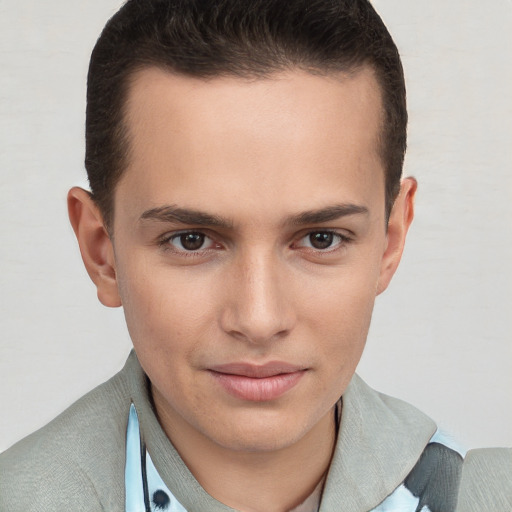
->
left=0, top=1, right=510, bottom=511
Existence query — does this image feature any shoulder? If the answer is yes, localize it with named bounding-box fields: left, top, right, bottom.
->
left=321, top=374, right=439, bottom=510
left=456, top=447, right=512, bottom=512
left=0, top=354, right=137, bottom=512
left=337, top=377, right=512, bottom=511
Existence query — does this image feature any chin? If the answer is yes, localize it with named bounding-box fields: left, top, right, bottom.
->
left=205, top=410, right=313, bottom=453
left=215, top=429, right=302, bottom=453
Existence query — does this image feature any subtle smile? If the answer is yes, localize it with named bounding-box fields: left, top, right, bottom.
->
left=208, top=362, right=307, bottom=402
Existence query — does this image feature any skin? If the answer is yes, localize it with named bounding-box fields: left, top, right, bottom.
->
left=68, top=66, right=416, bottom=512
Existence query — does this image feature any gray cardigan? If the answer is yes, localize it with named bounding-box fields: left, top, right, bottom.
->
left=1, top=351, right=510, bottom=511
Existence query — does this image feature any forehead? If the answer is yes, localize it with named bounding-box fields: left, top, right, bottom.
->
left=116, top=66, right=385, bottom=225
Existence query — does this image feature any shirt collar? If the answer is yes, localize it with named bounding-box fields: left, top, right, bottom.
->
left=123, top=350, right=437, bottom=512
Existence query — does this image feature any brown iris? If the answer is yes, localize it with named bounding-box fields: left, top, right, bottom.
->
left=309, top=232, right=334, bottom=249
left=179, top=232, right=205, bottom=250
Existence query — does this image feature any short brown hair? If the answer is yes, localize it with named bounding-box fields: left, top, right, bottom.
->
left=86, top=0, right=407, bottom=229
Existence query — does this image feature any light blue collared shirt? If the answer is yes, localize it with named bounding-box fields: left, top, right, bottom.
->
left=125, top=404, right=465, bottom=512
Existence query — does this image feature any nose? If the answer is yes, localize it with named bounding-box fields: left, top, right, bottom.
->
left=219, top=249, right=296, bottom=346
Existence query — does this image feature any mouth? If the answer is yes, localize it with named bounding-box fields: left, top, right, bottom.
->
left=208, top=362, right=307, bottom=402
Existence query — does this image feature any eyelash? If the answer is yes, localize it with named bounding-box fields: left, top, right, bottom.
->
left=158, top=231, right=219, bottom=257
left=157, top=229, right=353, bottom=256
left=294, top=231, right=352, bottom=253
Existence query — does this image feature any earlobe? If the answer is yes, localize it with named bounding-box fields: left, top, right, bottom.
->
left=67, top=187, right=122, bottom=308
left=376, top=177, right=417, bottom=295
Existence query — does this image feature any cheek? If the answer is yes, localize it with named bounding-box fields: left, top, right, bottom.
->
left=116, top=258, right=220, bottom=357
left=299, top=258, right=380, bottom=367
left=305, top=260, right=379, bottom=325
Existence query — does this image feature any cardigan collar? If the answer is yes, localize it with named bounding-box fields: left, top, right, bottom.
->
left=123, top=350, right=436, bottom=512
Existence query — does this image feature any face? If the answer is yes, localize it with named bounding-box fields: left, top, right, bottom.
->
left=76, top=67, right=413, bottom=454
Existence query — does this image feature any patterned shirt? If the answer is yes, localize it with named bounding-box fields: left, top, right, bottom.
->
left=125, top=404, right=465, bottom=512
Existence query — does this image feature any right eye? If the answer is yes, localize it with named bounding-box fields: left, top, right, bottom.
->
left=166, top=232, right=216, bottom=252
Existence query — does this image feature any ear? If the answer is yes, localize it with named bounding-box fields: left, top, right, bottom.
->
left=67, top=187, right=122, bottom=307
left=376, top=177, right=417, bottom=295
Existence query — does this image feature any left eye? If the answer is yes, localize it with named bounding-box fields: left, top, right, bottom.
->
left=168, top=232, right=215, bottom=251
left=297, top=231, right=346, bottom=250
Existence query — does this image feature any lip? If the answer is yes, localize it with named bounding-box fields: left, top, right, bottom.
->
left=208, top=362, right=307, bottom=402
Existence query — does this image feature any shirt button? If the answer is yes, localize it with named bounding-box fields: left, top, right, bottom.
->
left=152, top=489, right=171, bottom=510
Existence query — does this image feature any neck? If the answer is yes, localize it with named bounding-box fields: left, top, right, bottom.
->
left=152, top=387, right=337, bottom=512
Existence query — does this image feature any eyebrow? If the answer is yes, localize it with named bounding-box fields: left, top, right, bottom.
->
left=286, top=204, right=369, bottom=225
left=139, top=203, right=368, bottom=228
left=140, top=206, right=234, bottom=228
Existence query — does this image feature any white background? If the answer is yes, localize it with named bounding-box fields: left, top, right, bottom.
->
left=0, top=1, right=510, bottom=452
